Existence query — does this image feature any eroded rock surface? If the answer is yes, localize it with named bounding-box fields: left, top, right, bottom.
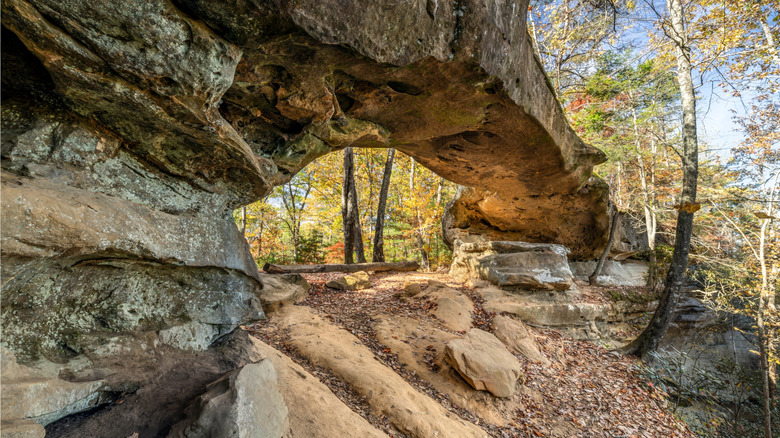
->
left=250, top=339, right=388, bottom=438
left=445, top=329, right=523, bottom=398
left=569, top=260, right=649, bottom=287
left=2, top=0, right=608, bottom=432
left=492, top=316, right=549, bottom=365
left=416, top=280, right=475, bottom=332
left=168, top=360, right=289, bottom=438
left=451, top=240, right=574, bottom=290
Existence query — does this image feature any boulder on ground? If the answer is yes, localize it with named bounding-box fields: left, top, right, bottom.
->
left=445, top=329, right=522, bottom=397
left=451, top=241, right=573, bottom=291
left=258, top=273, right=311, bottom=312
left=326, top=271, right=372, bottom=290
left=395, top=282, right=423, bottom=302
left=403, top=282, right=423, bottom=296
left=492, top=316, right=549, bottom=365
left=167, top=360, right=289, bottom=438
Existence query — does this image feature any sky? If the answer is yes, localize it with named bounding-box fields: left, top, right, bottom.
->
left=698, top=85, right=746, bottom=163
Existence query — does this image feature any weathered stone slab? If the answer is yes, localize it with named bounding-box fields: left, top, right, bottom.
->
left=569, top=260, right=649, bottom=287
left=445, top=329, right=523, bottom=398
left=167, top=360, right=289, bottom=438
left=1, top=349, right=104, bottom=427
left=476, top=285, right=611, bottom=327
left=249, top=339, right=387, bottom=438
left=0, top=174, right=259, bottom=280
left=451, top=240, right=574, bottom=290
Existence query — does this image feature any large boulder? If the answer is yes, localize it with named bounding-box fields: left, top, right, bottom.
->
left=569, top=260, right=649, bottom=287
left=451, top=240, right=574, bottom=290
left=168, top=360, right=289, bottom=438
left=445, top=329, right=523, bottom=398
left=258, top=273, right=311, bottom=312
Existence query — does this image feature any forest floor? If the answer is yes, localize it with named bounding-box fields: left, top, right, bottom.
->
left=249, top=271, right=695, bottom=438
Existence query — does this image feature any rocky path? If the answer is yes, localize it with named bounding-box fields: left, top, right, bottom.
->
left=249, top=271, right=695, bottom=438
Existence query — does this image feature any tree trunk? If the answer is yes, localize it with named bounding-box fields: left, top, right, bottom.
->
left=622, top=0, right=699, bottom=359
left=757, top=171, right=779, bottom=434
left=373, top=149, right=395, bottom=262
left=263, top=261, right=419, bottom=274
left=415, top=231, right=430, bottom=271
left=590, top=208, right=620, bottom=285
left=240, top=206, right=247, bottom=237
left=634, top=105, right=658, bottom=289
left=342, top=148, right=356, bottom=264
left=350, top=175, right=367, bottom=263
left=757, top=219, right=773, bottom=438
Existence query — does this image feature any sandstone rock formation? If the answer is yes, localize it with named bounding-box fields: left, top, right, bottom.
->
left=273, top=306, right=487, bottom=438
left=415, top=280, right=475, bottom=332
left=451, top=240, right=574, bottom=290
left=325, top=271, right=372, bottom=291
left=168, top=360, right=289, bottom=438
left=1, top=0, right=608, bottom=433
left=569, top=260, right=649, bottom=287
left=249, top=339, right=388, bottom=438
left=492, top=316, right=549, bottom=365
left=445, top=329, right=523, bottom=398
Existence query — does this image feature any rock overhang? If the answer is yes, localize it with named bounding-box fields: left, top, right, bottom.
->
left=0, top=0, right=614, bottom=429
left=3, top=0, right=610, bottom=257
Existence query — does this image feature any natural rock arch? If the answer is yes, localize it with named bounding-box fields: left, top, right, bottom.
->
left=1, top=0, right=609, bottom=432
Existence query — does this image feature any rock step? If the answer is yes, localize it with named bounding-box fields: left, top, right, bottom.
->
left=477, top=285, right=611, bottom=327
left=1, top=348, right=105, bottom=428
left=569, top=260, right=649, bottom=287
left=272, top=306, right=487, bottom=438
left=249, top=338, right=388, bottom=438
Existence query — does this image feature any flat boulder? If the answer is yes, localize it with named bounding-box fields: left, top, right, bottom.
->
left=569, top=260, right=649, bottom=287
left=403, top=282, right=423, bottom=296
left=326, top=271, right=372, bottom=291
left=257, top=273, right=311, bottom=312
left=168, top=360, right=289, bottom=438
left=445, top=329, right=522, bottom=398
left=451, top=241, right=573, bottom=291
